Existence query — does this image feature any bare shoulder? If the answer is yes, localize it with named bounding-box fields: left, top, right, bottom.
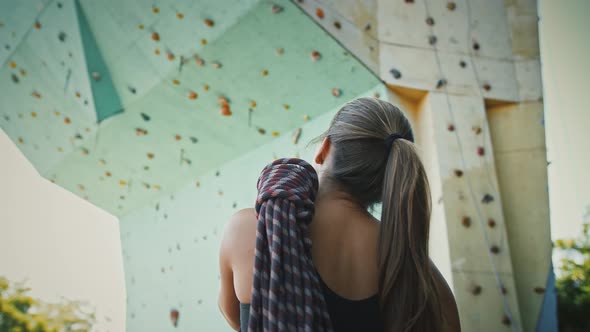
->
left=431, top=261, right=461, bottom=332
left=220, top=208, right=258, bottom=261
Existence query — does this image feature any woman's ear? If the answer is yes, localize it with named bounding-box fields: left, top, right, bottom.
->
left=314, top=137, right=331, bottom=165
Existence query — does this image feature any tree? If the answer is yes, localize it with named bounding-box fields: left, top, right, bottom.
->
left=554, top=208, right=590, bottom=332
left=0, top=276, right=94, bottom=332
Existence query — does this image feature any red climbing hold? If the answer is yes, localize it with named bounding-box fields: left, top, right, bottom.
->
left=152, top=32, right=160, bottom=41
left=170, top=308, right=179, bottom=327
left=477, top=146, right=485, bottom=156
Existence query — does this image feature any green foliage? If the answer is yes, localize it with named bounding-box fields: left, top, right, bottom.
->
left=554, top=220, right=590, bottom=331
left=0, top=276, right=94, bottom=332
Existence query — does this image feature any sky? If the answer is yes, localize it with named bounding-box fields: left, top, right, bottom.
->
left=539, top=0, right=590, bottom=240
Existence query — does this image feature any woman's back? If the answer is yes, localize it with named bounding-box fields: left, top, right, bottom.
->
left=225, top=201, right=384, bottom=331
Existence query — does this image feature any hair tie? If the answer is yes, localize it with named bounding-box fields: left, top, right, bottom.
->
left=385, top=133, right=405, bottom=150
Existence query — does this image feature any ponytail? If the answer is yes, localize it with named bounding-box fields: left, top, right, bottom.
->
left=378, top=139, right=442, bottom=332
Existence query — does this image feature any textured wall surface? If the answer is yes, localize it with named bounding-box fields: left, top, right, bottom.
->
left=0, top=0, right=552, bottom=331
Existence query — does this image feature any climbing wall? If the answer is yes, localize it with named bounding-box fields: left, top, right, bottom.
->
left=293, top=0, right=551, bottom=331
left=1, top=0, right=552, bottom=331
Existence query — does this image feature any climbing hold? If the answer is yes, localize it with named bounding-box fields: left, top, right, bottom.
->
left=250, top=100, right=257, bottom=108
left=428, top=35, right=437, bottom=45
left=190, top=137, right=198, bottom=144
left=64, top=117, right=71, bottom=124
left=533, top=287, right=545, bottom=294
left=204, top=18, right=214, bottom=27
left=283, top=104, right=290, bottom=110
left=262, top=69, right=269, bottom=76
left=426, top=17, right=435, bottom=26
left=32, top=91, right=42, bottom=99
left=177, top=13, right=184, bottom=19
left=316, top=8, right=325, bottom=19
left=436, top=79, right=447, bottom=89
left=19, top=69, right=26, bottom=76
left=459, top=60, right=467, bottom=68
left=461, top=216, right=471, bottom=228
left=170, top=309, right=179, bottom=327
left=483, top=83, right=491, bottom=92
left=272, top=131, right=280, bottom=137
left=201, top=39, right=207, bottom=45
left=31, top=112, right=37, bottom=118
left=311, top=50, right=321, bottom=61
left=482, top=193, right=494, bottom=204
left=11, top=73, right=19, bottom=83
left=257, top=127, right=266, bottom=135
left=119, top=180, right=127, bottom=186
left=488, top=218, right=496, bottom=228
left=154, top=48, right=160, bottom=55
left=447, top=2, right=457, bottom=11
left=58, top=31, right=67, bottom=42
left=332, top=88, right=341, bottom=97
left=473, top=41, right=480, bottom=51
left=17, top=137, right=24, bottom=144
left=293, top=128, right=302, bottom=144
left=470, top=284, right=482, bottom=295
left=138, top=24, right=144, bottom=30
left=501, top=286, right=507, bottom=294
left=175, top=135, right=181, bottom=141
left=105, top=171, right=111, bottom=177
left=172, top=79, right=180, bottom=85
left=276, top=48, right=284, bottom=55
left=212, top=61, right=222, bottom=69
left=447, top=124, right=455, bottom=132
left=35, top=21, right=41, bottom=29
left=152, top=6, right=159, bottom=14
left=188, top=91, right=198, bottom=100
left=303, top=114, right=310, bottom=121
left=334, top=21, right=341, bottom=29
left=272, top=4, right=283, bottom=13
left=502, top=315, right=511, bottom=326
left=9, top=61, right=17, bottom=69
left=167, top=52, right=175, bottom=61
left=151, top=32, right=160, bottom=41
left=454, top=169, right=463, bottom=177
left=135, top=128, right=148, bottom=136
left=219, top=96, right=231, bottom=116
left=195, top=57, right=205, bottom=66
left=477, top=146, right=485, bottom=156
left=390, top=68, right=402, bottom=79
left=141, top=112, right=150, bottom=121
left=203, top=84, right=209, bottom=91
left=405, top=0, right=414, bottom=3
left=490, top=245, right=500, bottom=254
left=92, top=71, right=101, bottom=81
left=75, top=91, right=81, bottom=98
left=129, top=86, right=137, bottom=94
left=147, top=153, right=155, bottom=159
left=473, top=126, right=482, bottom=134
left=57, top=2, right=63, bottom=9
left=374, top=92, right=380, bottom=98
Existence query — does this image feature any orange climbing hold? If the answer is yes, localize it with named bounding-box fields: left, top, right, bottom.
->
left=152, top=6, right=159, bottom=14
left=272, top=131, right=280, bottom=137
left=175, top=135, right=182, bottom=141
left=262, top=69, right=269, bottom=76
left=316, top=8, right=325, bottom=19
left=250, top=100, right=257, bottom=107
left=147, top=153, right=155, bottom=159
left=204, top=18, right=214, bottom=27
left=31, top=112, right=37, bottom=118
left=152, top=32, right=160, bottom=41
left=9, top=61, right=16, bottom=69
left=167, top=52, right=175, bottom=61
left=201, top=39, right=207, bottom=45
left=64, top=117, right=71, bottom=124
left=219, top=96, right=231, bottom=116
left=35, top=21, right=41, bottom=29
left=332, top=88, right=341, bottom=97
left=177, top=13, right=184, bottom=19
left=154, top=48, right=160, bottom=55
left=188, top=91, right=198, bottom=100
left=105, top=171, right=111, bottom=177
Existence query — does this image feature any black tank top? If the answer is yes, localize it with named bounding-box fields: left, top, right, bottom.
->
left=239, top=275, right=383, bottom=331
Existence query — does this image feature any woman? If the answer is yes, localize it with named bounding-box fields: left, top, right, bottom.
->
left=219, top=97, right=461, bottom=331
